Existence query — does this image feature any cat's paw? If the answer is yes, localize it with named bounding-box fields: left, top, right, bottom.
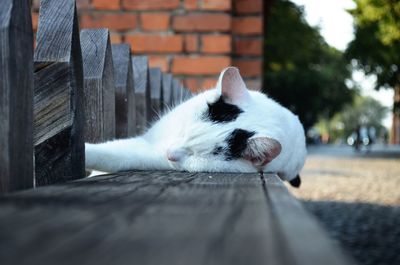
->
left=166, top=147, right=190, bottom=162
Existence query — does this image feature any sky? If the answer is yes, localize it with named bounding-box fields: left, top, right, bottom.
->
left=290, top=0, right=394, bottom=128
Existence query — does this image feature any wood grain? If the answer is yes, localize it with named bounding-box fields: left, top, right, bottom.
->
left=132, top=56, right=150, bottom=134
left=172, top=78, right=183, bottom=106
left=162, top=73, right=173, bottom=108
left=81, top=29, right=116, bottom=143
left=149, top=67, right=162, bottom=121
left=33, top=0, right=85, bottom=186
left=0, top=0, right=34, bottom=192
left=0, top=171, right=354, bottom=265
left=112, top=44, right=136, bottom=138
left=0, top=172, right=280, bottom=265
left=264, top=174, right=354, bottom=265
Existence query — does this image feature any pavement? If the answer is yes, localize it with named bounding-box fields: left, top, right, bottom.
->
left=289, top=144, right=400, bottom=265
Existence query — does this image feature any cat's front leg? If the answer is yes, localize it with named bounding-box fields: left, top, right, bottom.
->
left=85, top=138, right=171, bottom=172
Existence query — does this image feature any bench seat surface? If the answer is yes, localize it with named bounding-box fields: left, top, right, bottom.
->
left=0, top=171, right=352, bottom=265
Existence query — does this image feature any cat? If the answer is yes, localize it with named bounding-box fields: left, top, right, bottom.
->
left=85, top=67, right=307, bottom=187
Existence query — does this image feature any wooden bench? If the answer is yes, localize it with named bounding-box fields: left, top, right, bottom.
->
left=0, top=1, right=354, bottom=265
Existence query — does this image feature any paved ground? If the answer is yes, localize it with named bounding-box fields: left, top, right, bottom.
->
left=289, top=144, right=400, bottom=265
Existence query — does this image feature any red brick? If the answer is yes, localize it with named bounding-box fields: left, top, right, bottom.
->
left=202, top=78, right=218, bottom=89
left=202, top=35, right=231, bottom=54
left=149, top=56, right=169, bottom=72
left=92, top=0, right=120, bottom=10
left=173, top=14, right=231, bottom=32
left=234, top=38, right=262, bottom=55
left=234, top=0, right=263, bottom=14
left=232, top=17, right=263, bottom=35
left=140, top=13, right=170, bottom=31
left=123, top=0, right=180, bottom=10
left=203, top=0, right=231, bottom=11
left=184, top=78, right=201, bottom=92
left=80, top=13, right=137, bottom=31
left=184, top=0, right=198, bottom=10
left=110, top=33, right=123, bottom=44
left=32, top=12, right=39, bottom=31
left=125, top=34, right=183, bottom=53
left=184, top=35, right=198, bottom=52
left=172, top=56, right=231, bottom=75
left=232, top=59, right=262, bottom=77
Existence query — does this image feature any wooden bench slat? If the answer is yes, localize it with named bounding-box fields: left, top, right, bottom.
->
left=112, top=44, right=136, bottom=138
left=0, top=172, right=281, bottom=265
left=162, top=73, right=173, bottom=108
left=132, top=56, right=150, bottom=133
left=172, top=78, right=182, bottom=105
left=33, top=0, right=85, bottom=186
left=265, top=174, right=354, bottom=265
left=149, top=67, right=162, bottom=121
left=81, top=29, right=116, bottom=143
left=0, top=0, right=34, bottom=192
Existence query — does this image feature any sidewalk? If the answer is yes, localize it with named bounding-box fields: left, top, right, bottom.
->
left=290, top=144, right=400, bottom=265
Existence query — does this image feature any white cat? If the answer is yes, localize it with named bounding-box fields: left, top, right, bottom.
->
left=85, top=67, right=307, bottom=187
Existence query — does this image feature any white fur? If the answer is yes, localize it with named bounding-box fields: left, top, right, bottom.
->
left=86, top=68, right=307, bottom=181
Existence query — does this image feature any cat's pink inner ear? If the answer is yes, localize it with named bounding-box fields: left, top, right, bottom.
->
left=243, top=137, right=282, bottom=167
left=217, top=67, right=250, bottom=103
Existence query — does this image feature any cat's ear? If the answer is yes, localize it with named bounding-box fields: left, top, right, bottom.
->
left=217, top=67, right=250, bottom=103
left=243, top=137, right=282, bottom=167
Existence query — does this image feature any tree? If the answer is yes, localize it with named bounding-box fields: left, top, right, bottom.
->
left=346, top=0, right=400, bottom=143
left=263, top=0, right=354, bottom=131
left=318, top=95, right=389, bottom=142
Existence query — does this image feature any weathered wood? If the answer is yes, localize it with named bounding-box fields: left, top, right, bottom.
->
left=264, top=174, right=354, bottom=265
left=112, top=44, right=136, bottom=138
left=0, top=0, right=34, bottom=192
left=182, top=87, right=193, bottom=101
left=172, top=78, right=183, bottom=105
left=132, top=56, right=151, bottom=133
left=0, top=172, right=280, bottom=265
left=33, top=0, right=85, bottom=186
left=149, top=67, right=162, bottom=121
left=81, top=29, right=116, bottom=143
left=0, top=171, right=354, bottom=265
left=162, top=73, right=173, bottom=108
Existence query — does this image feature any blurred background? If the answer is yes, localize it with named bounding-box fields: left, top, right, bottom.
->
left=31, top=1, right=400, bottom=264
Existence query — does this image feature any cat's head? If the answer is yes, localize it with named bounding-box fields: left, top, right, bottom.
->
left=166, top=67, right=282, bottom=172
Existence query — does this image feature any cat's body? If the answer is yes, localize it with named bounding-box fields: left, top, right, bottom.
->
left=86, top=67, right=306, bottom=185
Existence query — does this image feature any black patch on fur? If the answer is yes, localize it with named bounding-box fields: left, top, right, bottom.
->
left=224, top=129, right=255, bottom=160
left=289, top=175, right=301, bottom=188
left=212, top=146, right=224, bottom=155
left=204, top=96, right=243, bottom=123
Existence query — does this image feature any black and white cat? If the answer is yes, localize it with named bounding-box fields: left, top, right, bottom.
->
left=86, top=67, right=306, bottom=187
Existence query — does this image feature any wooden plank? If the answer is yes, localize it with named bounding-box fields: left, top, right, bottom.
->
left=182, top=87, right=193, bottom=101
left=81, top=29, right=116, bottom=143
left=33, top=0, right=85, bottom=186
left=132, top=56, right=150, bottom=133
left=0, top=0, right=34, bottom=192
left=112, top=44, right=136, bottom=138
left=149, top=67, right=162, bottom=121
left=0, top=172, right=281, bottom=265
left=172, top=78, right=183, bottom=106
left=264, top=174, right=354, bottom=265
left=162, top=73, right=173, bottom=109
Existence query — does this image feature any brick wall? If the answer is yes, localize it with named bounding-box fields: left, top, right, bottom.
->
left=32, top=0, right=263, bottom=92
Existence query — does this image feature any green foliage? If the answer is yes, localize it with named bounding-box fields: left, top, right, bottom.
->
left=318, top=95, right=389, bottom=142
left=346, top=0, right=400, bottom=89
left=263, top=0, right=354, bottom=130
